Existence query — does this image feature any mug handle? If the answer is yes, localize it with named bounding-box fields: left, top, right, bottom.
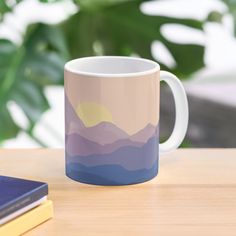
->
left=159, top=71, right=189, bottom=153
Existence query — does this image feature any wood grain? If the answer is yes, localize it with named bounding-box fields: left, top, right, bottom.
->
left=0, top=149, right=236, bottom=236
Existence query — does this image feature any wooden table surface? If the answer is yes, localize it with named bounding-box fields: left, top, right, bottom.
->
left=1, top=149, right=236, bottom=236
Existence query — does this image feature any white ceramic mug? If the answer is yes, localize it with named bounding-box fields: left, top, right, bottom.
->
left=64, top=56, right=188, bottom=185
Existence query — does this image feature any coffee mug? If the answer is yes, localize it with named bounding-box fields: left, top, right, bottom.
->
left=64, top=56, right=188, bottom=185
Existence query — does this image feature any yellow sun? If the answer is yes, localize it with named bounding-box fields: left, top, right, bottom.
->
left=76, top=102, right=113, bottom=127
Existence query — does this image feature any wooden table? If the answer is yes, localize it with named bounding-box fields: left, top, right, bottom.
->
left=1, top=149, right=236, bottom=236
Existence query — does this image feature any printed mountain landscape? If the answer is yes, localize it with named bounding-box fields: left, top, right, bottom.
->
left=65, top=95, right=159, bottom=185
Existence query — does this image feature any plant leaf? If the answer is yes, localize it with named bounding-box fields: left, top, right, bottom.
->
left=0, top=24, right=68, bottom=141
left=221, top=0, right=236, bottom=36
left=0, top=0, right=22, bottom=20
left=62, top=0, right=205, bottom=77
left=0, top=104, right=20, bottom=141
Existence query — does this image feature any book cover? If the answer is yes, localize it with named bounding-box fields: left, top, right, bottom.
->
left=0, top=200, right=53, bottom=236
left=0, top=176, right=48, bottom=220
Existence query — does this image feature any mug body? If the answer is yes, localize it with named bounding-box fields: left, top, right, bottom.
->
left=64, top=56, right=160, bottom=185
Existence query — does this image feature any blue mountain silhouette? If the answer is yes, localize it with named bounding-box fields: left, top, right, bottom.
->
left=66, top=160, right=158, bottom=186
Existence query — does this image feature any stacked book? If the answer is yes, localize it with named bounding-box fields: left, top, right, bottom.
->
left=0, top=176, right=53, bottom=235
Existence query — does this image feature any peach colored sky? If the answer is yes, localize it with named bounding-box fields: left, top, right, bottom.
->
left=65, top=71, right=160, bottom=135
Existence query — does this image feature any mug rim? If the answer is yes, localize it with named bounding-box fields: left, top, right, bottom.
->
left=64, top=56, right=160, bottom=78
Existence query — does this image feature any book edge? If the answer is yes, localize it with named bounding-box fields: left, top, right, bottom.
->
left=0, top=181, right=48, bottom=219
left=0, top=200, right=53, bottom=236
left=0, top=196, right=47, bottom=225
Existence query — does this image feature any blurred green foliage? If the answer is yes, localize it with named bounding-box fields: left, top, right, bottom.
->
left=0, top=0, right=206, bottom=145
left=222, top=0, right=236, bottom=35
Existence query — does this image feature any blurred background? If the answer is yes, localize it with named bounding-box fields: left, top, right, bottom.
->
left=0, top=0, right=235, bottom=148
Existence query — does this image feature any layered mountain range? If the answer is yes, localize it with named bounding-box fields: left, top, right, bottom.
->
left=65, top=95, right=159, bottom=184
left=65, top=95, right=158, bottom=156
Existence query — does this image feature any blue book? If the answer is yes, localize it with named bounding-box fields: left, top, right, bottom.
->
left=0, top=176, right=48, bottom=221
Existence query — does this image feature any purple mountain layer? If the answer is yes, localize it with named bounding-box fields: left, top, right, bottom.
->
left=65, top=95, right=158, bottom=144
left=66, top=132, right=143, bottom=157
left=65, top=94, right=85, bottom=133
left=81, top=122, right=129, bottom=145
left=66, top=134, right=158, bottom=171
left=66, top=123, right=158, bottom=157
left=131, top=124, right=157, bottom=143
left=65, top=95, right=129, bottom=145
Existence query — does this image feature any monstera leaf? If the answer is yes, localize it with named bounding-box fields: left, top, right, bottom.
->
left=0, top=0, right=206, bottom=145
left=0, top=1, right=14, bottom=16
left=0, top=24, right=68, bottom=143
left=0, top=0, right=23, bottom=19
left=63, top=0, right=204, bottom=78
left=222, top=0, right=236, bottom=35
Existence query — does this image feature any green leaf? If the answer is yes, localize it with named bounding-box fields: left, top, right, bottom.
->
left=39, top=0, right=61, bottom=2
left=75, top=0, right=132, bottom=10
left=62, top=11, right=96, bottom=58
left=0, top=0, right=207, bottom=145
left=0, top=104, right=19, bottom=141
left=0, top=0, right=22, bottom=20
left=164, top=41, right=204, bottom=78
left=207, top=11, right=223, bottom=23
left=0, top=1, right=12, bottom=17
left=62, top=0, right=204, bottom=77
left=0, top=24, right=69, bottom=141
left=0, top=40, right=18, bottom=89
left=221, top=0, right=236, bottom=35
left=11, top=81, right=50, bottom=123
